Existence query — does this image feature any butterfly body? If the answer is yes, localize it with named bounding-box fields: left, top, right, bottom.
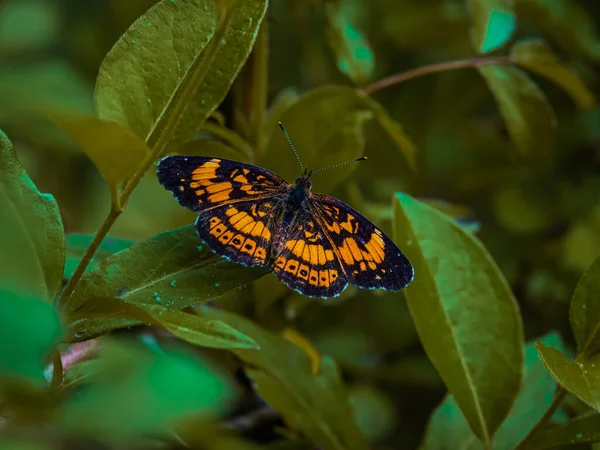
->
left=157, top=155, right=414, bottom=298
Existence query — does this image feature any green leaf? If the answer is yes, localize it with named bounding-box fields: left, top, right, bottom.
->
left=48, top=112, right=151, bottom=202
left=359, top=94, right=417, bottom=170
left=260, top=86, right=372, bottom=193
left=468, top=0, right=516, bottom=54
left=204, top=309, right=368, bottom=450
left=94, top=0, right=267, bottom=155
left=392, top=193, right=524, bottom=444
left=525, top=412, right=600, bottom=449
left=66, top=225, right=268, bottom=314
left=64, top=234, right=133, bottom=279
left=570, top=254, right=600, bottom=359
left=0, top=290, right=62, bottom=381
left=478, top=65, right=557, bottom=157
left=510, top=39, right=596, bottom=109
left=514, top=0, right=600, bottom=61
left=66, top=296, right=258, bottom=349
left=61, top=341, right=233, bottom=439
left=325, top=1, right=375, bottom=84
left=421, top=332, right=563, bottom=450
left=536, top=343, right=600, bottom=410
left=0, top=129, right=65, bottom=301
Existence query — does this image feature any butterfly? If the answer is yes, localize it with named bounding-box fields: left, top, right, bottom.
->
left=156, top=123, right=414, bottom=298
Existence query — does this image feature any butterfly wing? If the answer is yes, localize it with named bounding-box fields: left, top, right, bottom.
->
left=157, top=156, right=288, bottom=212
left=157, top=156, right=288, bottom=267
left=310, top=193, right=414, bottom=291
left=195, top=198, right=284, bottom=267
left=271, top=208, right=349, bottom=298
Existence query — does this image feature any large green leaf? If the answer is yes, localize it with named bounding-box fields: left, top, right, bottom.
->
left=514, top=0, right=600, bottom=61
left=60, top=341, right=233, bottom=439
left=525, top=412, right=600, bottom=449
left=468, top=0, right=516, bottom=53
left=325, top=1, right=375, bottom=84
left=204, top=309, right=368, bottom=450
left=0, top=290, right=62, bottom=381
left=421, top=332, right=562, bottom=449
left=95, top=0, right=267, bottom=155
left=66, top=225, right=268, bottom=315
left=510, top=39, right=595, bottom=109
left=260, top=86, right=373, bottom=193
left=48, top=112, right=151, bottom=202
left=536, top=343, right=600, bottom=410
left=478, top=65, right=557, bottom=157
left=393, top=193, right=524, bottom=444
left=0, top=129, right=65, bottom=301
left=66, top=297, right=258, bottom=349
left=570, top=254, right=600, bottom=359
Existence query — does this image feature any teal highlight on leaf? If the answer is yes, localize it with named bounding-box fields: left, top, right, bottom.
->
left=481, top=10, right=516, bottom=53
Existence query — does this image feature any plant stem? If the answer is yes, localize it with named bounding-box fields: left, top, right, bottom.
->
left=362, top=57, right=512, bottom=95
left=57, top=207, right=122, bottom=310
left=514, top=387, right=567, bottom=449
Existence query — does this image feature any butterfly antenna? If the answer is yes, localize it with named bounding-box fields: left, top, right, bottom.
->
left=278, top=121, right=304, bottom=173
left=311, top=156, right=368, bottom=175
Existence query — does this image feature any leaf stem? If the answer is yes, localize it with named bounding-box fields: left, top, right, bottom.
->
left=361, top=57, right=512, bottom=95
left=514, top=387, right=567, bottom=449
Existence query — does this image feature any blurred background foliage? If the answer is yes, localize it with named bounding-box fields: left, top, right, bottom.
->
left=3, top=0, right=600, bottom=448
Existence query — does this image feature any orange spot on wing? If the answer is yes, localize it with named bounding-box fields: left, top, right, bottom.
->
left=219, top=230, right=234, bottom=244
left=233, top=174, right=248, bottom=183
left=206, top=182, right=232, bottom=193
left=210, top=223, right=227, bottom=238
left=308, top=269, right=319, bottom=286
left=275, top=256, right=286, bottom=268
left=319, top=270, right=330, bottom=287
left=340, top=214, right=355, bottom=233
left=317, top=246, right=327, bottom=265
left=302, top=245, right=311, bottom=263
left=255, top=247, right=267, bottom=262
left=325, top=249, right=334, bottom=261
left=241, top=239, right=257, bottom=255
left=207, top=189, right=233, bottom=203
left=234, top=214, right=253, bottom=230
left=230, top=234, right=245, bottom=249
left=297, top=264, right=310, bottom=280
left=284, top=259, right=299, bottom=275
left=309, top=245, right=319, bottom=265
left=346, top=238, right=363, bottom=262
left=226, top=207, right=239, bottom=217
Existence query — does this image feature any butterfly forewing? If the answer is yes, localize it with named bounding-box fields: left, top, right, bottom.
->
left=157, top=156, right=287, bottom=212
left=310, top=193, right=414, bottom=291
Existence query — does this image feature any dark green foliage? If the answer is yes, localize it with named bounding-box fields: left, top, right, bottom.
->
left=2, top=0, right=600, bottom=449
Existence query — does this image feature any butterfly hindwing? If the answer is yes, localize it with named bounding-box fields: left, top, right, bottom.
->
left=271, top=209, right=349, bottom=298
left=157, top=156, right=288, bottom=212
left=310, top=193, right=414, bottom=291
left=196, top=198, right=284, bottom=267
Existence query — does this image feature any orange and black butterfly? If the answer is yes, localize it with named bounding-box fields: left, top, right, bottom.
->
left=156, top=123, right=414, bottom=298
